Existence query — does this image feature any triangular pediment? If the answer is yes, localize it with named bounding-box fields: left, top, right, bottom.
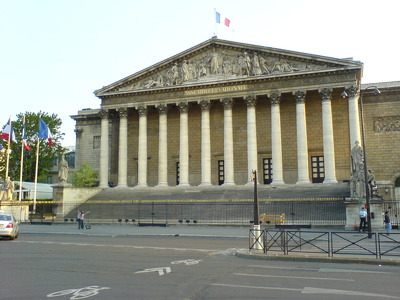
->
left=95, top=38, right=362, bottom=97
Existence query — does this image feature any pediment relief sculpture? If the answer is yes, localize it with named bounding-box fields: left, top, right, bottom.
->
left=112, top=47, right=337, bottom=93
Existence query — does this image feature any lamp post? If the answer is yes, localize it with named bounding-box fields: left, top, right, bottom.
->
left=343, top=85, right=380, bottom=238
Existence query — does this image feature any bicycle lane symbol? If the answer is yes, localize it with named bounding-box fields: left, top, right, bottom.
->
left=171, top=259, right=203, bottom=265
left=47, top=286, right=110, bottom=299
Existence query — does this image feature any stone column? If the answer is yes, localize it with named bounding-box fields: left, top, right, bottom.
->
left=117, top=108, right=128, bottom=188
left=320, top=88, right=338, bottom=183
left=346, top=85, right=361, bottom=147
left=294, top=91, right=311, bottom=184
left=157, top=104, right=168, bottom=187
left=221, top=98, right=235, bottom=185
left=199, top=100, right=212, bottom=186
left=178, top=102, right=190, bottom=186
left=245, top=95, right=258, bottom=184
left=269, top=93, right=285, bottom=185
left=99, top=109, right=109, bottom=188
left=137, top=106, right=148, bottom=187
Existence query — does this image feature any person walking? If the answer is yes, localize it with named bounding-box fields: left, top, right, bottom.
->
left=359, top=207, right=367, bottom=232
left=77, top=210, right=90, bottom=230
left=384, top=211, right=391, bottom=234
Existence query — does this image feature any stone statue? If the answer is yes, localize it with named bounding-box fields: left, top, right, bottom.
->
left=58, top=155, right=68, bottom=184
left=351, top=141, right=363, bottom=175
left=0, top=177, right=15, bottom=201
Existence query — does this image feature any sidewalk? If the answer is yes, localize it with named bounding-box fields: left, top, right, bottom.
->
left=19, top=223, right=400, bottom=266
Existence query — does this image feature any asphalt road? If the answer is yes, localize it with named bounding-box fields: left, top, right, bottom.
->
left=1, top=233, right=400, bottom=299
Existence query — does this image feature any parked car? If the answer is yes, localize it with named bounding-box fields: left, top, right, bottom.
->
left=0, top=213, right=19, bottom=240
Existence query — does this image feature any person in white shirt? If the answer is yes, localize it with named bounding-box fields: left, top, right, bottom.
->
left=359, top=207, right=367, bottom=232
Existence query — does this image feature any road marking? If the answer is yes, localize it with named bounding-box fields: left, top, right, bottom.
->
left=211, top=284, right=400, bottom=298
left=135, top=267, right=171, bottom=276
left=171, top=259, right=202, bottom=265
left=301, top=287, right=400, bottom=298
left=14, top=240, right=218, bottom=253
left=234, top=273, right=353, bottom=281
left=47, top=286, right=110, bottom=299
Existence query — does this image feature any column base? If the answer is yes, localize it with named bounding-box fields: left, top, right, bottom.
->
left=296, top=179, right=311, bottom=185
left=156, top=182, right=169, bottom=187
left=135, top=183, right=148, bottom=188
left=323, top=178, right=338, bottom=184
left=178, top=182, right=190, bottom=187
left=116, top=184, right=128, bottom=188
left=271, top=180, right=285, bottom=185
left=222, top=181, right=235, bottom=186
left=199, top=182, right=212, bottom=187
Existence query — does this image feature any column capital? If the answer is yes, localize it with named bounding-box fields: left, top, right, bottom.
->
left=221, top=97, right=233, bottom=109
left=177, top=101, right=189, bottom=112
left=137, top=105, right=148, bottom=116
left=198, top=99, right=211, bottom=111
left=156, top=103, right=169, bottom=114
left=345, top=85, right=360, bottom=98
left=319, top=88, right=332, bottom=102
left=269, top=92, right=281, bottom=105
left=117, top=107, right=128, bottom=118
left=245, top=95, right=257, bottom=107
left=293, top=90, right=306, bottom=103
left=99, top=109, right=109, bottom=119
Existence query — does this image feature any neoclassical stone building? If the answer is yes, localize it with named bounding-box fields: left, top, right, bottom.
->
left=71, top=38, right=400, bottom=200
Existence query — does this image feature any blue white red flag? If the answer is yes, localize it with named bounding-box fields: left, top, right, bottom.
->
left=22, top=121, right=31, bottom=150
left=215, top=11, right=230, bottom=27
left=38, top=118, right=53, bottom=146
left=0, top=118, right=16, bottom=142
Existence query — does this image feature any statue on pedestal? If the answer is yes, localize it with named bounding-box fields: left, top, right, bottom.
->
left=58, top=155, right=68, bottom=184
left=0, top=177, right=15, bottom=201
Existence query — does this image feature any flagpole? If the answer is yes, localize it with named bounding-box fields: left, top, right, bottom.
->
left=214, top=8, right=218, bottom=37
left=19, top=115, right=25, bottom=202
left=5, top=116, right=11, bottom=180
left=33, top=137, right=40, bottom=213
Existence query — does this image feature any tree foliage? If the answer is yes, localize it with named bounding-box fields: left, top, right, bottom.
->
left=0, top=111, right=65, bottom=182
left=72, top=162, right=99, bottom=187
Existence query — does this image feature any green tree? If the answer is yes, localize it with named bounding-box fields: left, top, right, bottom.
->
left=72, top=162, right=99, bottom=187
left=0, top=111, right=65, bottom=182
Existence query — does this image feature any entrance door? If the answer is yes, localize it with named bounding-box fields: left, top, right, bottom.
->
left=311, top=156, right=325, bottom=183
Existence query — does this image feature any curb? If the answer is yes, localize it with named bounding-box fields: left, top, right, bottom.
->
left=234, top=251, right=400, bottom=266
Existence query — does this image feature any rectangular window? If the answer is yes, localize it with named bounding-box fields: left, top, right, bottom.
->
left=218, top=160, right=224, bottom=185
left=311, top=156, right=325, bottom=183
left=263, top=158, right=273, bottom=184
left=176, top=162, right=180, bottom=185
left=93, top=136, right=101, bottom=149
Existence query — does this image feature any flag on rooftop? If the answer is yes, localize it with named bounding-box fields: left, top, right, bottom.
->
left=0, top=118, right=16, bottom=142
left=38, top=118, right=53, bottom=146
left=215, top=11, right=230, bottom=27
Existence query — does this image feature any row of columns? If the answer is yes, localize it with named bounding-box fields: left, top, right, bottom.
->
left=99, top=87, right=361, bottom=188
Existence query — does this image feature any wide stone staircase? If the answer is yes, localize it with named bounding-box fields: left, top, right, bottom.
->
left=64, top=183, right=350, bottom=226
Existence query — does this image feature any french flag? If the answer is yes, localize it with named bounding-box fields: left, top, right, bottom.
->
left=215, top=11, right=231, bottom=27
left=0, top=118, right=16, bottom=142
left=38, top=118, right=53, bottom=146
left=22, top=122, right=31, bottom=150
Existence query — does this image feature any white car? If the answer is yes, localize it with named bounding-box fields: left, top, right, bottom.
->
left=0, top=213, right=19, bottom=240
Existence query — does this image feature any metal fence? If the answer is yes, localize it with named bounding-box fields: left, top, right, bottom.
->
left=250, top=229, right=400, bottom=259
left=14, top=199, right=347, bottom=226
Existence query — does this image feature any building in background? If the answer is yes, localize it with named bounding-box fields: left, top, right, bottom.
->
left=70, top=38, right=400, bottom=200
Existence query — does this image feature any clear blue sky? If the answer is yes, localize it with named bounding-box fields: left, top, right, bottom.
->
left=1, top=0, right=399, bottom=146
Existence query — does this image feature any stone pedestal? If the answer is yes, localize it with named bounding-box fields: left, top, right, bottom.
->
left=52, top=184, right=103, bottom=219
left=344, top=197, right=384, bottom=231
left=0, top=201, right=29, bottom=222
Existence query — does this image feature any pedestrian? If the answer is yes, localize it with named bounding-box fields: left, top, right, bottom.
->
left=359, top=207, right=367, bottom=232
left=384, top=211, right=391, bottom=234
left=77, top=210, right=90, bottom=229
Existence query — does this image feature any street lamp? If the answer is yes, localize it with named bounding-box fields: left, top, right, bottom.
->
left=342, top=85, right=380, bottom=238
